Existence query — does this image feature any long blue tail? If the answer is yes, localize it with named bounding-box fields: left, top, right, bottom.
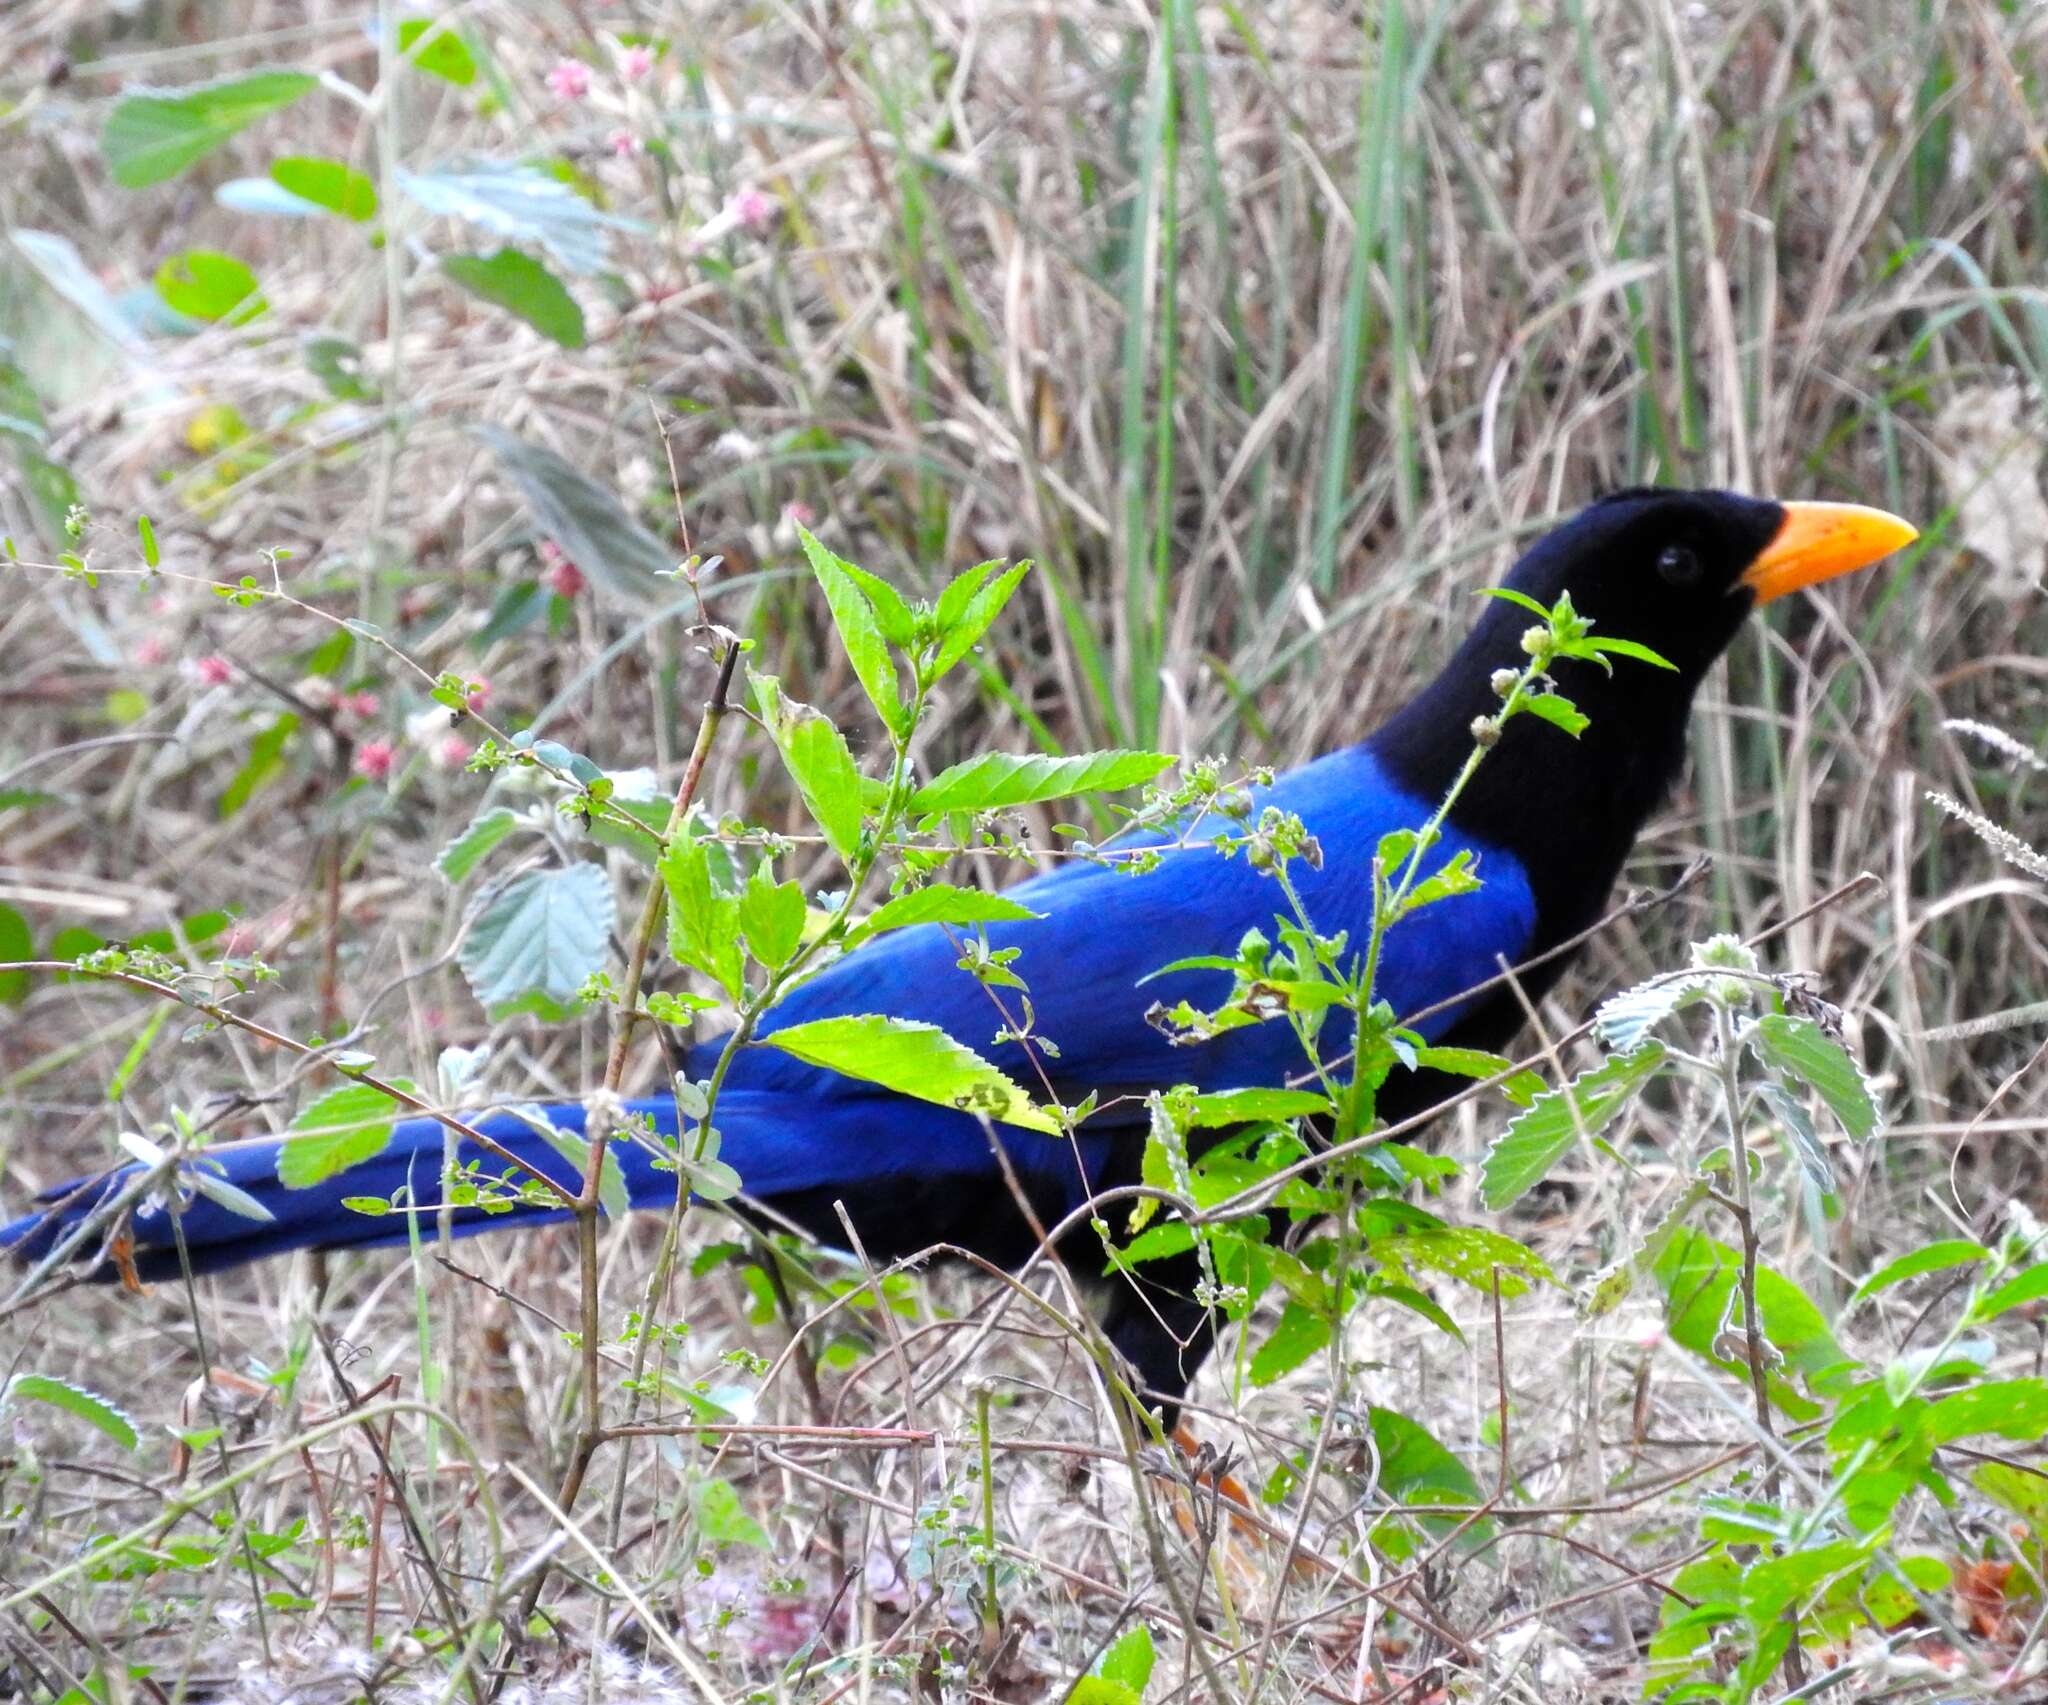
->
left=2, top=1093, right=1123, bottom=1284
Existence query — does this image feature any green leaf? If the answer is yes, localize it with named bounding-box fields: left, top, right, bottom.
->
left=279, top=1080, right=409, bottom=1188
left=104, top=1004, right=168, bottom=1100
left=0, top=903, right=30, bottom=1004
left=1749, top=1014, right=1880, bottom=1142
left=659, top=834, right=744, bottom=1000
left=504, top=1105, right=628, bottom=1221
left=1249, top=1301, right=1331, bottom=1386
left=761, top=1014, right=1060, bottom=1132
left=443, top=249, right=585, bottom=348
left=303, top=334, right=377, bottom=402
left=930, top=561, right=1030, bottom=681
left=1589, top=635, right=1679, bottom=671
left=1067, top=1683, right=1138, bottom=1705
left=1410, top=1045, right=1513, bottom=1083
left=738, top=867, right=806, bottom=971
left=908, top=750, right=1174, bottom=814
left=397, top=17, right=478, bottom=83
left=1849, top=1240, right=1987, bottom=1307
left=398, top=163, right=642, bottom=275
left=7, top=1375, right=139, bottom=1451
left=833, top=559, right=917, bottom=648
left=1924, top=1379, right=2048, bottom=1445
left=1181, top=1087, right=1331, bottom=1127
left=473, top=426, right=669, bottom=602
left=1095, top=1623, right=1156, bottom=1697
left=691, top=1474, right=771, bottom=1549
left=1363, top=1406, right=1490, bottom=1559
left=137, top=514, right=159, bottom=566
left=102, top=71, right=319, bottom=189
left=1522, top=692, right=1588, bottom=738
left=457, top=865, right=613, bottom=1018
left=436, top=807, right=523, bottom=883
left=269, top=156, right=377, bottom=220
left=797, top=527, right=906, bottom=738
left=847, top=884, right=1040, bottom=947
left=219, top=713, right=299, bottom=819
left=1974, top=1264, right=2048, bottom=1323
left=1373, top=1226, right=1556, bottom=1296
left=1592, top=977, right=1709, bottom=1051
left=1481, top=1043, right=1666, bottom=1209
left=1651, top=1228, right=1857, bottom=1419
left=751, top=676, right=865, bottom=864
left=155, top=250, right=261, bottom=322
left=1480, top=586, right=1551, bottom=619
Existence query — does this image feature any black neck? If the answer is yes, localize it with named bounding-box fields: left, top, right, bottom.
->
left=1369, top=601, right=1710, bottom=962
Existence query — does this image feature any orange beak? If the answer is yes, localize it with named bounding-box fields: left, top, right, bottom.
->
left=1740, top=501, right=1919, bottom=604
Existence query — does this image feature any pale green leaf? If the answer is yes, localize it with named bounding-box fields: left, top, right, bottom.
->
left=457, top=864, right=613, bottom=1017
left=1749, top=1014, right=1880, bottom=1142
left=908, top=750, right=1174, bottom=814
left=8, top=1375, right=139, bottom=1451
left=797, top=527, right=906, bottom=738
left=1481, top=1043, right=1666, bottom=1209
left=443, top=249, right=585, bottom=347
left=102, top=71, right=319, bottom=189
left=436, top=807, right=523, bottom=883
left=761, top=1014, right=1059, bottom=1132
left=280, top=1080, right=410, bottom=1188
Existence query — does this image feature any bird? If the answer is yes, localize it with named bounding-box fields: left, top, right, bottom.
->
left=3, top=489, right=1916, bottom=1423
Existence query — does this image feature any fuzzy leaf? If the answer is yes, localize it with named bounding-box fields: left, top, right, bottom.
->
left=1749, top=1014, right=1880, bottom=1142
left=8, top=1375, right=139, bottom=1451
left=1481, top=1043, right=1665, bottom=1209
left=761, top=1015, right=1059, bottom=1132
left=458, top=864, right=612, bottom=1017
left=102, top=71, right=318, bottom=189
left=280, top=1080, right=409, bottom=1188
left=908, top=750, right=1173, bottom=814
left=436, top=807, right=522, bottom=883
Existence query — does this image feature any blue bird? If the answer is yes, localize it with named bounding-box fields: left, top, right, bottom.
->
left=3, top=490, right=1916, bottom=1416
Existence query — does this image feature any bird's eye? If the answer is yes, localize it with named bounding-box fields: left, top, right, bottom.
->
left=1657, top=544, right=1702, bottom=588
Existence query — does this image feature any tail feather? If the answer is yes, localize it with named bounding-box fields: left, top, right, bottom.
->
left=2, top=1091, right=1119, bottom=1283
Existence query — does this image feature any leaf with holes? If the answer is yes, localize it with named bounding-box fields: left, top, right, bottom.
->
left=1481, top=1043, right=1665, bottom=1209
left=762, top=1015, right=1059, bottom=1132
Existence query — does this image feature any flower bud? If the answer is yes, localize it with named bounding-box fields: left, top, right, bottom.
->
left=1520, top=624, right=1551, bottom=659
left=1489, top=668, right=1519, bottom=698
left=1470, top=715, right=1501, bottom=748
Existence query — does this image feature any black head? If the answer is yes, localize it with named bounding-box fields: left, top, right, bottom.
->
left=1373, top=486, right=1916, bottom=969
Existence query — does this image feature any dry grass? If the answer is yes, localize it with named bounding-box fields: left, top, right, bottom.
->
left=3, top=0, right=2048, bottom=1700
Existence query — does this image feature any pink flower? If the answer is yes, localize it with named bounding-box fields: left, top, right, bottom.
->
left=135, top=636, right=169, bottom=667
left=464, top=677, right=492, bottom=713
left=545, top=59, right=590, bottom=100
left=725, top=185, right=778, bottom=233
left=353, top=741, right=397, bottom=782
left=190, top=654, right=233, bottom=686
left=609, top=129, right=642, bottom=158
left=546, top=555, right=586, bottom=598
left=345, top=691, right=381, bottom=719
left=783, top=501, right=816, bottom=526
left=436, top=736, right=474, bottom=770
left=620, top=43, right=655, bottom=79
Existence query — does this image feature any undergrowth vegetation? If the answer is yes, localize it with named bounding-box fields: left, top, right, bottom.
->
left=4, top=3, right=2048, bottom=1702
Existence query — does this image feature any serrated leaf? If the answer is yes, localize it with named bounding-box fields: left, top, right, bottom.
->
left=8, top=1375, right=139, bottom=1451
left=474, top=426, right=669, bottom=602
left=833, top=559, right=917, bottom=648
left=280, top=1080, right=411, bottom=1188
left=1250, top=1301, right=1331, bottom=1386
left=398, top=163, right=642, bottom=275
left=751, top=675, right=865, bottom=863
left=436, top=807, right=523, bottom=882
left=738, top=867, right=806, bottom=971
left=1373, top=1225, right=1556, bottom=1295
left=1749, top=1014, right=1880, bottom=1142
left=1857, top=1238, right=1989, bottom=1308
left=457, top=864, right=613, bottom=1016
left=930, top=561, right=1030, bottom=681
left=102, top=71, right=319, bottom=189
left=1592, top=977, right=1707, bottom=1051
left=443, top=249, right=584, bottom=347
left=1481, top=1043, right=1666, bottom=1209
left=397, top=17, right=477, bottom=83
left=659, top=834, right=744, bottom=1000
left=1523, top=691, right=1588, bottom=737
left=270, top=156, right=377, bottom=220
left=797, top=527, right=906, bottom=738
left=1974, top=1264, right=2048, bottom=1323
left=908, top=750, right=1174, bottom=814
left=761, top=1014, right=1059, bottom=1132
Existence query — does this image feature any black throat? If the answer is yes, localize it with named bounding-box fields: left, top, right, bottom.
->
left=1369, top=595, right=1715, bottom=969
